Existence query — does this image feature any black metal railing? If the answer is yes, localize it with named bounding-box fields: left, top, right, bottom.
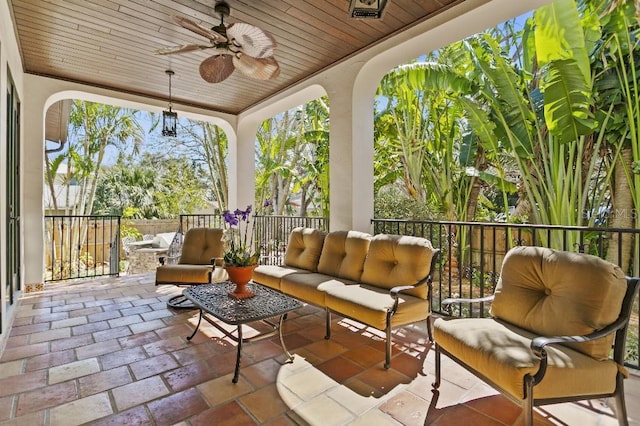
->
left=179, top=214, right=225, bottom=232
left=175, top=214, right=329, bottom=266
left=45, top=215, right=121, bottom=282
left=254, top=215, right=329, bottom=265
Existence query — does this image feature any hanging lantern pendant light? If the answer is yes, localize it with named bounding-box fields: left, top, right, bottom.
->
left=162, top=69, right=177, bottom=137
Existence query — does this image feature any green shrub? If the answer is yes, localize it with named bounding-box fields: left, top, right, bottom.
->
left=374, top=187, right=437, bottom=220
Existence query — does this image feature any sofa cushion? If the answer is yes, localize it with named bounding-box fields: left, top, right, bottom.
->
left=491, top=246, right=627, bottom=360
left=317, top=230, right=371, bottom=281
left=283, top=227, right=326, bottom=271
left=325, top=284, right=428, bottom=330
left=434, top=317, right=618, bottom=400
left=179, top=228, right=224, bottom=265
left=360, top=234, right=436, bottom=299
left=252, top=265, right=311, bottom=291
left=282, top=273, right=354, bottom=306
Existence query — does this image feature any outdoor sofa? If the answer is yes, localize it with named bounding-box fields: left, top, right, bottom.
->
left=252, top=227, right=440, bottom=368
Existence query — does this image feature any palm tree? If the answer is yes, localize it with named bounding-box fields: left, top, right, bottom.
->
left=45, top=100, right=143, bottom=268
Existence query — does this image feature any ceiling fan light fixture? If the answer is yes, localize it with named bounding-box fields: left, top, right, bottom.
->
left=162, top=70, right=177, bottom=137
left=349, top=0, right=388, bottom=19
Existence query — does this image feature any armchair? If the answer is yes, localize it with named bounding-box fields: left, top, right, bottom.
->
left=155, top=227, right=228, bottom=308
left=432, top=246, right=639, bottom=426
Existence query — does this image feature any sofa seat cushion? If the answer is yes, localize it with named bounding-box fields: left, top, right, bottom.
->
left=156, top=264, right=212, bottom=284
left=317, top=231, right=371, bottom=282
left=281, top=273, right=354, bottom=306
left=283, top=227, right=326, bottom=271
left=360, top=234, right=436, bottom=299
left=325, top=285, right=428, bottom=330
left=252, top=265, right=311, bottom=290
left=491, top=246, right=627, bottom=360
left=434, top=318, right=618, bottom=400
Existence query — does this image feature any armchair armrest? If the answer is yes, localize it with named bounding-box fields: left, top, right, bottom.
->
left=210, top=257, right=225, bottom=267
left=441, top=295, right=495, bottom=306
left=530, top=315, right=628, bottom=358
left=158, top=254, right=180, bottom=266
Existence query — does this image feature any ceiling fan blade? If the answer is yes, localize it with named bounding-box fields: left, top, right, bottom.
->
left=199, top=55, right=235, bottom=83
left=154, top=43, right=210, bottom=55
left=173, top=15, right=226, bottom=43
left=232, top=54, right=280, bottom=80
left=226, top=22, right=276, bottom=59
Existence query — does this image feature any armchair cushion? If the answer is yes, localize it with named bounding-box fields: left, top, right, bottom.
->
left=434, top=317, right=618, bottom=400
left=491, top=246, right=627, bottom=360
left=283, top=227, right=326, bottom=271
left=179, top=228, right=224, bottom=265
left=156, top=264, right=212, bottom=284
left=360, top=234, right=436, bottom=299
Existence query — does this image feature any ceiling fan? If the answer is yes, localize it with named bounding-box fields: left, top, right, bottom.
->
left=155, top=1, right=280, bottom=84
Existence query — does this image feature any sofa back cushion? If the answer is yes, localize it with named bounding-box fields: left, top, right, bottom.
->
left=283, top=227, right=326, bottom=271
left=491, top=246, right=627, bottom=360
left=179, top=228, right=224, bottom=265
left=360, top=234, right=436, bottom=299
left=317, top=231, right=371, bottom=281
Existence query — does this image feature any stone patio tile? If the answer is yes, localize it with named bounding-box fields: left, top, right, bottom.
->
left=49, top=358, right=100, bottom=384
left=111, top=376, right=169, bottom=411
left=49, top=392, right=113, bottom=426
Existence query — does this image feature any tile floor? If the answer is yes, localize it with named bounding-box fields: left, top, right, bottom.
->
left=0, top=274, right=638, bottom=425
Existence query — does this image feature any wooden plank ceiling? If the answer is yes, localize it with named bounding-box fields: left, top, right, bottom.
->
left=9, top=0, right=461, bottom=115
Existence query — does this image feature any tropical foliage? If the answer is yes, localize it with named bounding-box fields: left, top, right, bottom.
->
left=372, top=0, right=639, bottom=272
left=44, top=100, right=144, bottom=267
left=255, top=96, right=330, bottom=217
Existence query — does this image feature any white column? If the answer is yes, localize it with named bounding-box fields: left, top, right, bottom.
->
left=234, top=117, right=260, bottom=211
left=22, top=76, right=49, bottom=288
left=324, top=64, right=377, bottom=233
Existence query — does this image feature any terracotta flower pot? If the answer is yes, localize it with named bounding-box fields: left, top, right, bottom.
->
left=225, top=264, right=257, bottom=299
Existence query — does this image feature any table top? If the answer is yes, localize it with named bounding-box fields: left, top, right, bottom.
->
left=183, top=282, right=303, bottom=325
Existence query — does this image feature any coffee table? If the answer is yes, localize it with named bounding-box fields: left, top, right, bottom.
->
left=183, top=281, right=303, bottom=383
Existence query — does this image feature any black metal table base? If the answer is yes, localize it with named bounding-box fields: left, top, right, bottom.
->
left=187, top=309, right=293, bottom=383
left=182, top=282, right=302, bottom=384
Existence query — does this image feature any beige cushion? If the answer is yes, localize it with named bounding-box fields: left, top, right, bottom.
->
left=434, top=317, right=618, bottom=400
left=360, top=234, right=436, bottom=299
left=252, top=264, right=311, bottom=291
left=325, top=284, right=428, bottom=330
left=491, top=246, right=627, bottom=360
left=156, top=264, right=212, bottom=284
left=283, top=227, right=326, bottom=271
left=282, top=273, right=353, bottom=306
left=317, top=230, right=371, bottom=281
left=179, top=228, right=224, bottom=265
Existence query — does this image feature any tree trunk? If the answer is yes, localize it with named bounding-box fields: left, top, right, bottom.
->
left=606, top=147, right=633, bottom=273
left=465, top=145, right=487, bottom=221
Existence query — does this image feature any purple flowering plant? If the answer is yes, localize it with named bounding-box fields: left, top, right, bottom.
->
left=222, top=205, right=261, bottom=266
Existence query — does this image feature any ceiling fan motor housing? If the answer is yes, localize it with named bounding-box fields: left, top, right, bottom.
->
left=215, top=1, right=230, bottom=19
